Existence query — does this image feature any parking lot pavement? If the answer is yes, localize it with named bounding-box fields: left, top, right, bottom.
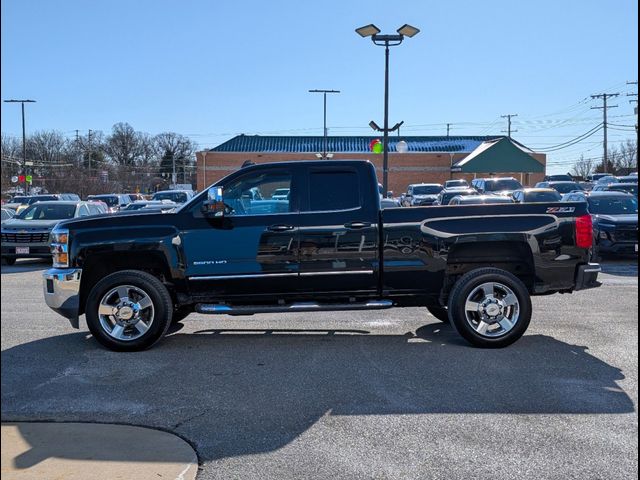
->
left=1, top=259, right=638, bottom=480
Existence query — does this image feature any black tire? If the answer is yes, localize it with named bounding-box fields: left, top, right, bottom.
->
left=426, top=304, right=450, bottom=322
left=447, top=268, right=532, bottom=348
left=171, top=306, right=192, bottom=324
left=85, top=270, right=173, bottom=351
left=2, top=257, right=16, bottom=265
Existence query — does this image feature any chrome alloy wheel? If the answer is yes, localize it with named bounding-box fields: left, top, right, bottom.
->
left=463, top=282, right=520, bottom=338
left=98, top=285, right=155, bottom=341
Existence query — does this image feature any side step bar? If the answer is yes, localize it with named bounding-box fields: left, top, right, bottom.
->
left=195, top=300, right=394, bottom=315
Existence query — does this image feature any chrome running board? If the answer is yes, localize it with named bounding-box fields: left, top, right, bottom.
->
left=195, top=300, right=393, bottom=315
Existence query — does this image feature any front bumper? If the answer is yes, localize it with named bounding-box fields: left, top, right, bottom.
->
left=2, top=242, right=51, bottom=258
left=43, top=268, right=82, bottom=328
left=597, top=240, right=638, bottom=255
left=574, top=263, right=602, bottom=291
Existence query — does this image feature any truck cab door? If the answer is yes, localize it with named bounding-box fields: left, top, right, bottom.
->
left=296, top=165, right=379, bottom=294
left=182, top=167, right=300, bottom=299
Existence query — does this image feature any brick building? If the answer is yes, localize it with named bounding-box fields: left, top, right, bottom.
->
left=196, top=135, right=546, bottom=194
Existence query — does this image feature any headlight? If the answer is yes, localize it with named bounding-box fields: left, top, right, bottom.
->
left=51, top=228, right=70, bottom=268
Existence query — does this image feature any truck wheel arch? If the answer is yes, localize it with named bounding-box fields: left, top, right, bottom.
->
left=79, top=251, right=173, bottom=316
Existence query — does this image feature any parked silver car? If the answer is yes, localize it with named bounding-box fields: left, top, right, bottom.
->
left=1, top=201, right=104, bottom=265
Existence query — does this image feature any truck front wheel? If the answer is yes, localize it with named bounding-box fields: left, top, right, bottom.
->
left=426, top=304, right=449, bottom=323
left=447, top=268, right=531, bottom=348
left=85, top=270, right=173, bottom=351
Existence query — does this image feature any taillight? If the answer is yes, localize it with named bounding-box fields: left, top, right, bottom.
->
left=575, top=214, right=593, bottom=249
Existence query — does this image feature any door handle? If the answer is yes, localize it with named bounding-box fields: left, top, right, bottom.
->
left=267, top=224, right=295, bottom=232
left=344, top=221, right=372, bottom=230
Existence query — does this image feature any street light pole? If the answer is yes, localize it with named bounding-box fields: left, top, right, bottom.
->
left=309, top=89, right=340, bottom=158
left=382, top=43, right=391, bottom=194
left=356, top=24, right=419, bottom=195
left=3, top=99, right=36, bottom=194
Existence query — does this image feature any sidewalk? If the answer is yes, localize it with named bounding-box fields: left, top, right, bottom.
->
left=1, top=422, right=197, bottom=480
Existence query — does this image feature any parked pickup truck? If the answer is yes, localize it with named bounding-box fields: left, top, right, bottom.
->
left=43, top=160, right=601, bottom=351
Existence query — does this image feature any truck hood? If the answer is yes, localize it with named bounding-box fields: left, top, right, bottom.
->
left=593, top=214, right=638, bottom=225
left=1, top=218, right=61, bottom=231
left=57, top=210, right=172, bottom=230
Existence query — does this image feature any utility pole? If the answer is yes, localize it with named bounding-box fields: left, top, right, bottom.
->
left=446, top=123, right=452, bottom=137
left=75, top=130, right=80, bottom=168
left=628, top=81, right=638, bottom=154
left=591, top=93, right=619, bottom=173
left=171, top=153, right=177, bottom=187
left=501, top=114, right=518, bottom=138
left=3, top=99, right=36, bottom=194
left=87, top=129, right=93, bottom=174
left=309, top=89, right=340, bottom=158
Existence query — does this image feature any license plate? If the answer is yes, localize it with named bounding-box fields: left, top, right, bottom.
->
left=15, top=247, right=29, bottom=254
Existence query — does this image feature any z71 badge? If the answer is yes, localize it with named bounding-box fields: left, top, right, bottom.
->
left=546, top=206, right=576, bottom=213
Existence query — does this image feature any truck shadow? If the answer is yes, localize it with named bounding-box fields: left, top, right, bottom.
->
left=1, top=324, right=634, bottom=466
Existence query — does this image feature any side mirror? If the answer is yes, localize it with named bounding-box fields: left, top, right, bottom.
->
left=202, top=186, right=226, bottom=218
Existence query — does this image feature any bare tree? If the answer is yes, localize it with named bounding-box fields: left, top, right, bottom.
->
left=104, top=122, right=153, bottom=167
left=1, top=134, right=22, bottom=193
left=154, top=132, right=197, bottom=183
left=616, top=139, right=637, bottom=175
left=571, top=155, right=595, bottom=179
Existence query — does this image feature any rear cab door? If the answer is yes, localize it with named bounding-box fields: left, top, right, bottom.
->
left=296, top=162, right=379, bottom=295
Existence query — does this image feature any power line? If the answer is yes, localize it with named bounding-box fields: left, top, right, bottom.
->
left=531, top=123, right=603, bottom=152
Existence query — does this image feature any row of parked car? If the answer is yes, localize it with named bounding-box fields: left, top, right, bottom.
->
left=1, top=189, right=195, bottom=265
left=395, top=173, right=637, bottom=208
left=388, top=173, right=637, bottom=257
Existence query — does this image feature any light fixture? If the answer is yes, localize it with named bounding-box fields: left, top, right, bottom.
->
left=397, top=24, right=420, bottom=38
left=355, top=24, right=381, bottom=38
left=369, top=120, right=382, bottom=131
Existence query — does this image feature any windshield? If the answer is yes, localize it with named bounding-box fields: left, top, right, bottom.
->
left=551, top=182, right=583, bottom=194
left=10, top=196, right=31, bottom=204
left=413, top=185, right=442, bottom=195
left=607, top=185, right=638, bottom=196
left=18, top=203, right=76, bottom=220
left=525, top=191, right=562, bottom=202
left=484, top=179, right=522, bottom=191
left=153, top=192, right=188, bottom=203
left=588, top=196, right=638, bottom=215
left=88, top=195, right=119, bottom=207
left=546, top=175, right=573, bottom=182
left=445, top=180, right=468, bottom=188
left=124, top=203, right=150, bottom=210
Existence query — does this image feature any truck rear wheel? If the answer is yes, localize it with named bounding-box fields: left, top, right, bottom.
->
left=426, top=304, right=449, bottom=322
left=447, top=268, right=531, bottom=348
left=85, top=270, right=173, bottom=351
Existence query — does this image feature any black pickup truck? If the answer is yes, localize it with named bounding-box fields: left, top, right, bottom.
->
left=43, top=160, right=601, bottom=351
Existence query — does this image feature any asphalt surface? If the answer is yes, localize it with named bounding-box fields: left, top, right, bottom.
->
left=1, top=258, right=638, bottom=479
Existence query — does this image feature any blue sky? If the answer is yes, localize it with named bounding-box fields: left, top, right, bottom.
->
left=1, top=0, right=637, bottom=173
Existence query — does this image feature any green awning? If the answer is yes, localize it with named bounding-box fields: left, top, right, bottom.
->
left=451, top=137, right=544, bottom=173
